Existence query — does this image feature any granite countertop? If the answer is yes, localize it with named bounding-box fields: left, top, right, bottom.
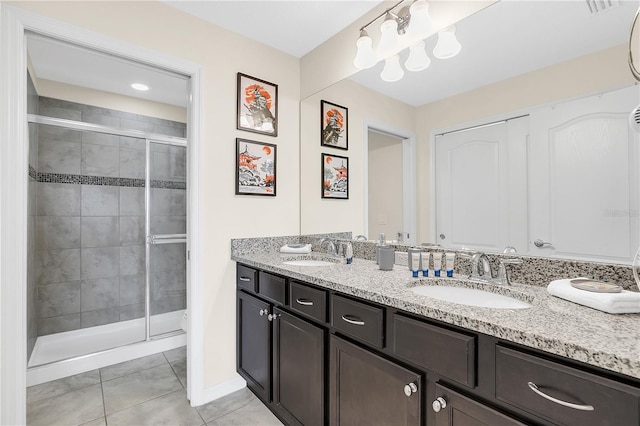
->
left=232, top=251, right=640, bottom=380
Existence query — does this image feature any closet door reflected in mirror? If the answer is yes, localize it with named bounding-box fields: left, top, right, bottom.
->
left=435, top=86, right=640, bottom=262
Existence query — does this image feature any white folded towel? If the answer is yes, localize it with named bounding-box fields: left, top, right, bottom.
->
left=547, top=278, right=640, bottom=314
left=279, top=243, right=312, bottom=254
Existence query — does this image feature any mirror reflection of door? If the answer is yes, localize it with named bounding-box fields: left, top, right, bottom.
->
left=368, top=129, right=404, bottom=242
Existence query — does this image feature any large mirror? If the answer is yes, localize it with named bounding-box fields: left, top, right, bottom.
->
left=300, top=0, right=640, bottom=264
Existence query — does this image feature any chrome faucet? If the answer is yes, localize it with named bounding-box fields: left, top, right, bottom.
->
left=495, top=258, right=523, bottom=286
left=470, top=252, right=493, bottom=282
left=317, top=238, right=337, bottom=256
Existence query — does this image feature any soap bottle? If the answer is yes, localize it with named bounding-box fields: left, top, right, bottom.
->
left=376, top=233, right=386, bottom=265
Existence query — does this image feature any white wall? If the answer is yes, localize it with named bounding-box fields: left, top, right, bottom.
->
left=8, top=0, right=300, bottom=391
left=415, top=44, right=636, bottom=243
left=368, top=131, right=403, bottom=240
left=300, top=79, right=415, bottom=236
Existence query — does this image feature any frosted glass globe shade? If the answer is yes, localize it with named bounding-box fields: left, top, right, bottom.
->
left=405, top=41, right=431, bottom=72
left=380, top=55, right=404, bottom=82
left=353, top=31, right=377, bottom=69
left=378, top=13, right=400, bottom=58
left=406, top=0, right=432, bottom=41
left=433, top=25, right=462, bottom=59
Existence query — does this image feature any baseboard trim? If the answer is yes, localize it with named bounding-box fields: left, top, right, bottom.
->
left=192, top=375, right=247, bottom=407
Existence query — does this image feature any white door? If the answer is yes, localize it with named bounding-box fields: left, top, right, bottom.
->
left=435, top=117, right=529, bottom=253
left=529, top=86, right=640, bottom=262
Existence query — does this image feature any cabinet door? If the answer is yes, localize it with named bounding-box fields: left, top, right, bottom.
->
left=273, top=308, right=324, bottom=426
left=433, top=384, right=525, bottom=426
left=237, top=291, right=271, bottom=402
left=330, top=335, right=421, bottom=426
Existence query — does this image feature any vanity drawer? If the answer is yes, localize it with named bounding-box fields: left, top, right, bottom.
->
left=289, top=281, right=327, bottom=323
left=237, top=264, right=258, bottom=293
left=331, top=295, right=384, bottom=348
left=496, top=346, right=640, bottom=426
left=392, top=314, right=476, bottom=388
left=257, top=271, right=286, bottom=305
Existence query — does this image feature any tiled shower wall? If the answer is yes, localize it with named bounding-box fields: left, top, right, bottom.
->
left=33, top=97, right=186, bottom=336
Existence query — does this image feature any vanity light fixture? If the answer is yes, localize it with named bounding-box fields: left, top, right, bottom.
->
left=353, top=0, right=462, bottom=82
left=131, top=83, right=149, bottom=91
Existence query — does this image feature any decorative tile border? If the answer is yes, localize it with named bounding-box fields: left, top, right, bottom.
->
left=35, top=172, right=185, bottom=190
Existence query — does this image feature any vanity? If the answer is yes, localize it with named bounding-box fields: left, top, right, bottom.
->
left=232, top=241, right=640, bottom=426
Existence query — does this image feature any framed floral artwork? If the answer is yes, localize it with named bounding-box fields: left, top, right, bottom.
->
left=236, top=138, right=277, bottom=196
left=320, top=100, right=348, bottom=150
left=321, top=153, right=348, bottom=199
left=237, top=73, right=278, bottom=137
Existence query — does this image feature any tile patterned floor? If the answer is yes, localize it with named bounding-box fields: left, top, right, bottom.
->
left=27, top=346, right=283, bottom=426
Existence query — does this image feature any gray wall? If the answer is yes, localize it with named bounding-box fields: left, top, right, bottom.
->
left=34, top=97, right=186, bottom=336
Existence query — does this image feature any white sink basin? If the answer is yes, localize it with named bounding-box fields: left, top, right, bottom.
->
left=283, top=259, right=335, bottom=267
left=410, top=285, right=531, bottom=309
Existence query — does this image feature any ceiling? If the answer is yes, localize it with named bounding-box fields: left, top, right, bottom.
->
left=163, top=0, right=384, bottom=58
left=26, top=0, right=639, bottom=108
left=27, top=33, right=190, bottom=107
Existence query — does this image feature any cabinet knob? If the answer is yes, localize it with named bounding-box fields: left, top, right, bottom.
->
left=267, top=313, right=280, bottom=321
left=403, top=382, right=418, bottom=397
left=432, top=396, right=447, bottom=413
left=259, top=309, right=268, bottom=316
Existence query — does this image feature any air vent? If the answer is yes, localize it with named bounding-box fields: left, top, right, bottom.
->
left=630, top=105, right=640, bottom=133
left=585, top=0, right=620, bottom=14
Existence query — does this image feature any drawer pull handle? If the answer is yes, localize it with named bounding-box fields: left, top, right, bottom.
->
left=527, top=382, right=594, bottom=411
left=239, top=277, right=251, bottom=282
left=259, top=309, right=268, bottom=316
left=296, top=298, right=314, bottom=306
left=341, top=315, right=365, bottom=326
left=432, top=396, right=447, bottom=412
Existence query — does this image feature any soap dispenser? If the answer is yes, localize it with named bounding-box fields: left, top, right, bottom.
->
left=376, top=233, right=386, bottom=265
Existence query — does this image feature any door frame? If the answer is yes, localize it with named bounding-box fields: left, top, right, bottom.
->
left=0, top=5, right=205, bottom=422
left=363, top=119, right=417, bottom=245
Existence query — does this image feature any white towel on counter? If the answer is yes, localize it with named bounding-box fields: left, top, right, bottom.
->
left=279, top=243, right=312, bottom=254
left=547, top=279, right=640, bottom=314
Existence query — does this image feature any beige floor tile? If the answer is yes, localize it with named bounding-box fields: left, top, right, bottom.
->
left=171, top=358, right=187, bottom=388
left=206, top=398, right=283, bottom=426
left=100, top=353, right=167, bottom=382
left=27, top=369, right=100, bottom=403
left=27, top=383, right=104, bottom=426
left=163, top=345, right=186, bottom=363
left=102, top=363, right=182, bottom=414
left=196, top=388, right=258, bottom=424
left=106, top=389, right=204, bottom=426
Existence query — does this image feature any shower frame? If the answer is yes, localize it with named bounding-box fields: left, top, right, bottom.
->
left=28, top=113, right=188, bottom=343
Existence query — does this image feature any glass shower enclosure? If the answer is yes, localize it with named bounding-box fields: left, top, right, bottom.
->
left=27, top=114, right=187, bottom=368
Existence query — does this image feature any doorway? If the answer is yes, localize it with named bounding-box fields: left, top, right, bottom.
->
left=364, top=123, right=417, bottom=245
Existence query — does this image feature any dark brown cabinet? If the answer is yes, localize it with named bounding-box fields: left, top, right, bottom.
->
left=330, top=335, right=422, bottom=426
left=236, top=263, right=640, bottom=426
left=273, top=308, right=325, bottom=426
left=495, top=345, right=640, bottom=426
left=432, top=384, right=525, bottom=426
left=236, top=266, right=325, bottom=425
left=237, top=290, right=271, bottom=402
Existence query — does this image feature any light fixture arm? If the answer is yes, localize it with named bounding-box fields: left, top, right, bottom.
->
left=358, top=0, right=407, bottom=32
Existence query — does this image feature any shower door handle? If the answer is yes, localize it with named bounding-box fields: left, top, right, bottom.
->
left=148, top=234, right=187, bottom=244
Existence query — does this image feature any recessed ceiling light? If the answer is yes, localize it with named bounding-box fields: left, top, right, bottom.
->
left=131, top=83, right=149, bottom=91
